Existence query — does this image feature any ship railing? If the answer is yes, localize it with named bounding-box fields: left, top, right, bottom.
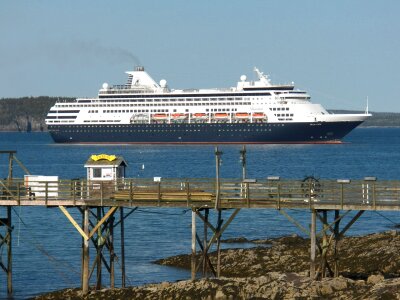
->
left=99, top=86, right=157, bottom=94
left=0, top=178, right=399, bottom=209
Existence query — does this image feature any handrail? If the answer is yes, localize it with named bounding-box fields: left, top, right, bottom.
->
left=0, top=178, right=399, bottom=210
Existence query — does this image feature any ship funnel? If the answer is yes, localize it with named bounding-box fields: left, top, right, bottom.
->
left=135, top=66, right=145, bottom=72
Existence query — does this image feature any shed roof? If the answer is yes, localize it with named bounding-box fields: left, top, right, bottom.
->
left=84, top=154, right=127, bottom=167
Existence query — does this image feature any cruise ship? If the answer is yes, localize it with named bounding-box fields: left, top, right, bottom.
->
left=45, top=66, right=370, bottom=144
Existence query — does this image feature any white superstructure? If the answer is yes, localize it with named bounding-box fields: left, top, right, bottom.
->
left=45, top=66, right=371, bottom=144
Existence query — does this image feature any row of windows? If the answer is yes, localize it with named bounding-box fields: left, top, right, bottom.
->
left=46, top=116, right=77, bottom=119
left=61, top=128, right=274, bottom=133
left=52, top=123, right=285, bottom=128
left=270, top=107, right=289, bottom=111
left=86, top=97, right=247, bottom=103
left=83, top=120, right=120, bottom=123
left=275, top=114, right=294, bottom=117
left=103, top=108, right=243, bottom=114
left=97, top=92, right=271, bottom=99
left=56, top=102, right=252, bottom=108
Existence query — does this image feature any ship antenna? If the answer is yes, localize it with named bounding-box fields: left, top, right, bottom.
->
left=365, top=96, right=369, bottom=114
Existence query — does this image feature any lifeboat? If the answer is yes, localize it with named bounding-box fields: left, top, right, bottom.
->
left=192, top=113, right=207, bottom=119
left=152, top=114, right=168, bottom=120
left=252, top=112, right=265, bottom=119
left=235, top=112, right=250, bottom=119
left=214, top=113, right=229, bottom=119
left=172, top=113, right=187, bottom=120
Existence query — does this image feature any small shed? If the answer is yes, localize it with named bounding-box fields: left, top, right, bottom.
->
left=84, top=154, right=127, bottom=182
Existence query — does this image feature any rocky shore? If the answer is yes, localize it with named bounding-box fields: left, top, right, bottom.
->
left=33, top=231, right=400, bottom=299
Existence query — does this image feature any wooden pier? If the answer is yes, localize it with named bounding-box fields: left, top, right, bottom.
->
left=1, top=149, right=400, bottom=296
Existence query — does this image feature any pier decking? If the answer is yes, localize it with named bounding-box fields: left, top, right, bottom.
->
left=1, top=149, right=400, bottom=296
left=1, top=177, right=399, bottom=211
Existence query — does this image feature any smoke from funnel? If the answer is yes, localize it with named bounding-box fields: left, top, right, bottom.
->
left=70, top=40, right=141, bottom=66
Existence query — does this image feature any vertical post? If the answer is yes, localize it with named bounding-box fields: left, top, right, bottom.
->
left=321, top=210, right=328, bottom=278
left=215, top=147, right=222, bottom=210
left=310, top=209, right=316, bottom=279
left=372, top=181, right=376, bottom=209
left=7, top=152, right=13, bottom=184
left=82, top=207, right=90, bottom=295
left=96, top=207, right=102, bottom=290
left=120, top=207, right=126, bottom=288
left=202, top=208, right=209, bottom=277
left=73, top=181, right=77, bottom=205
left=109, top=211, right=115, bottom=289
left=129, top=180, right=133, bottom=202
left=277, top=182, right=281, bottom=210
left=45, top=182, right=48, bottom=205
left=333, top=210, right=340, bottom=277
left=17, top=182, right=21, bottom=205
left=216, top=209, right=222, bottom=277
left=7, top=206, right=12, bottom=294
left=191, top=209, right=196, bottom=280
left=246, top=182, right=250, bottom=208
left=81, top=209, right=84, bottom=287
left=186, top=181, right=190, bottom=206
left=340, top=183, right=344, bottom=209
left=157, top=181, right=161, bottom=206
left=240, top=145, right=246, bottom=180
left=100, top=182, right=104, bottom=206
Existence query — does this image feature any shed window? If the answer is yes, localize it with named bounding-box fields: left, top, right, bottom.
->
left=93, top=168, right=102, bottom=178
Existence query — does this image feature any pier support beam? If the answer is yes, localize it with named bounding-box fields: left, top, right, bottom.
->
left=191, top=208, right=196, bottom=280
left=310, top=209, right=316, bottom=279
left=281, top=209, right=365, bottom=280
left=0, top=207, right=13, bottom=294
left=82, top=206, right=90, bottom=295
left=120, top=207, right=126, bottom=288
left=191, top=208, right=240, bottom=280
left=59, top=205, right=129, bottom=294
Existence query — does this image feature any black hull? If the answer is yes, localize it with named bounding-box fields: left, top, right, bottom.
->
left=47, top=121, right=362, bottom=144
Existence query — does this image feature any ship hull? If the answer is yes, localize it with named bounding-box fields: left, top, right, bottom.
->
left=48, top=121, right=362, bottom=144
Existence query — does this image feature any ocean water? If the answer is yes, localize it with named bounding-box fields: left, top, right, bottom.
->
left=1, top=128, right=400, bottom=298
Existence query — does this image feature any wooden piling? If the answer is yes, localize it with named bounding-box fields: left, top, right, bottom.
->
left=120, top=207, right=126, bottom=287
left=96, top=207, right=102, bottom=290
left=321, top=210, right=328, bottom=278
left=333, top=210, right=340, bottom=277
left=216, top=209, right=222, bottom=277
left=82, top=207, right=90, bottom=295
left=191, top=209, right=196, bottom=280
left=7, top=206, right=12, bottom=294
left=202, top=208, right=209, bottom=277
left=310, top=209, right=316, bottom=279
left=110, top=210, right=115, bottom=288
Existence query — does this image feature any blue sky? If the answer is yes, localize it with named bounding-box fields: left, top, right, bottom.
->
left=1, top=1, right=399, bottom=112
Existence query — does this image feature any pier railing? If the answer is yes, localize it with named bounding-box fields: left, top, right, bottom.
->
left=1, top=178, right=400, bottom=210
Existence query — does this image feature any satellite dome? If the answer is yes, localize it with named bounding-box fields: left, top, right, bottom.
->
left=240, top=75, right=247, bottom=82
left=160, top=79, right=167, bottom=88
left=102, top=82, right=109, bottom=89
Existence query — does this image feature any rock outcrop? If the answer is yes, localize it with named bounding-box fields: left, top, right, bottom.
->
left=33, top=231, right=400, bottom=299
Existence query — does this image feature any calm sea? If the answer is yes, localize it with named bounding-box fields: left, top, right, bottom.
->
left=1, top=128, right=400, bottom=299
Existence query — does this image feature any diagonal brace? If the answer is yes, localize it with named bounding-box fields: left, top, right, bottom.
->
left=88, top=207, right=118, bottom=240
left=59, top=206, right=89, bottom=240
left=206, top=209, right=240, bottom=252
left=279, top=209, right=310, bottom=236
